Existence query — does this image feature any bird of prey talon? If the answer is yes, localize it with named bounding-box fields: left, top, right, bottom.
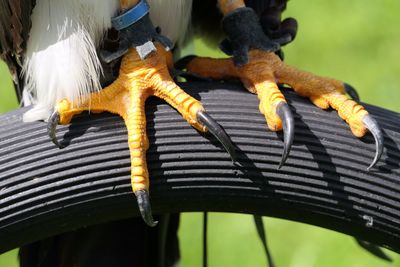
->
left=0, top=0, right=384, bottom=228
left=47, top=41, right=236, bottom=226
left=180, top=48, right=383, bottom=169
left=178, top=0, right=384, bottom=169
left=1, top=0, right=239, bottom=227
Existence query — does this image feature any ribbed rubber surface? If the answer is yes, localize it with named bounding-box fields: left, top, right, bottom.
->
left=0, top=82, right=399, bottom=253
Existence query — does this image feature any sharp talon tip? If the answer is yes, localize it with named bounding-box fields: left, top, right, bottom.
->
left=135, top=190, right=158, bottom=227
left=363, top=115, right=384, bottom=171
left=277, top=162, right=283, bottom=170
left=276, top=102, right=295, bottom=168
left=196, top=110, right=237, bottom=162
left=344, top=83, right=360, bottom=102
left=47, top=111, right=64, bottom=149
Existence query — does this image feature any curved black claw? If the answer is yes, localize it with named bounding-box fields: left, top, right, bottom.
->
left=197, top=110, right=237, bottom=162
left=276, top=102, right=295, bottom=169
left=174, top=56, right=213, bottom=82
left=363, top=115, right=384, bottom=171
left=344, top=83, right=360, bottom=102
left=47, top=111, right=64, bottom=149
left=174, top=55, right=197, bottom=70
left=135, top=190, right=158, bottom=227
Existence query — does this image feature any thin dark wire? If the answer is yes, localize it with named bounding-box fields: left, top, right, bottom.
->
left=158, top=214, right=170, bottom=267
left=203, top=212, right=208, bottom=267
left=254, top=216, right=275, bottom=267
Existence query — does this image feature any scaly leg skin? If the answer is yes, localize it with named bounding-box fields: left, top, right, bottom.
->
left=180, top=49, right=383, bottom=170
left=48, top=43, right=236, bottom=226
left=177, top=0, right=383, bottom=170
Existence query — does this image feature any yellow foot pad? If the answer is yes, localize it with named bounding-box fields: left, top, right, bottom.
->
left=47, top=44, right=236, bottom=226
left=177, top=51, right=383, bottom=170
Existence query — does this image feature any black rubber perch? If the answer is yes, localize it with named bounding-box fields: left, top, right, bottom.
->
left=0, top=82, right=399, bottom=254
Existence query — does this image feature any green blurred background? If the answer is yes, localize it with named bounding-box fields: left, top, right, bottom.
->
left=0, top=0, right=399, bottom=266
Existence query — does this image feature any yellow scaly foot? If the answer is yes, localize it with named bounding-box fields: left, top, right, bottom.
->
left=48, top=43, right=236, bottom=226
left=177, top=49, right=383, bottom=170
left=182, top=0, right=382, bottom=169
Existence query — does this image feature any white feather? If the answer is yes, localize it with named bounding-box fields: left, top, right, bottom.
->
left=23, top=0, right=192, bottom=122
left=148, top=0, right=192, bottom=45
left=23, top=0, right=119, bottom=122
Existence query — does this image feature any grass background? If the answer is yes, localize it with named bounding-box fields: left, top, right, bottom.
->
left=0, top=0, right=399, bottom=266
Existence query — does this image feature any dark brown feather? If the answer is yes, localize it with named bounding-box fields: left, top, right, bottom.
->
left=0, top=0, right=36, bottom=100
left=192, top=0, right=289, bottom=46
